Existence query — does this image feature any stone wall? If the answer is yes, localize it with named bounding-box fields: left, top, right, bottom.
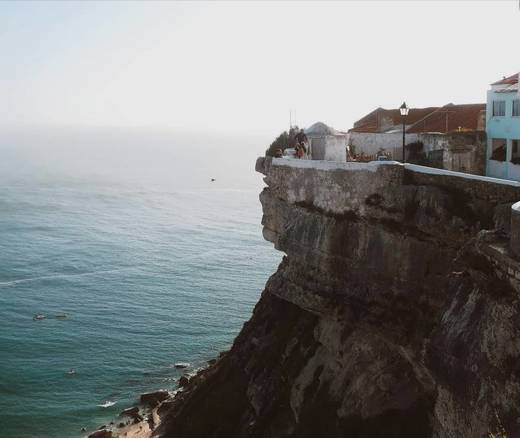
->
left=261, top=156, right=520, bottom=279
left=260, top=157, right=519, bottom=222
left=348, top=131, right=418, bottom=160
left=260, top=158, right=403, bottom=218
left=418, top=132, right=486, bottom=175
left=348, top=131, right=486, bottom=175
left=404, top=163, right=520, bottom=203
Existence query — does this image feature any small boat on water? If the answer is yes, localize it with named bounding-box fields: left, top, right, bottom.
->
left=33, top=314, right=45, bottom=320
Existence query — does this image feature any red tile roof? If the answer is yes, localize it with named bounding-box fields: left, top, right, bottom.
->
left=491, top=73, right=519, bottom=86
left=405, top=103, right=485, bottom=134
left=349, top=107, right=439, bottom=133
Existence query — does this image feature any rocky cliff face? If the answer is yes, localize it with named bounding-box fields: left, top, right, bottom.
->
left=155, top=158, right=520, bottom=438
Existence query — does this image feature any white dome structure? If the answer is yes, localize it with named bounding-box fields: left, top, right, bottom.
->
left=304, top=122, right=338, bottom=136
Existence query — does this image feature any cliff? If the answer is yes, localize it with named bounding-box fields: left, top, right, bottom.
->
left=154, top=158, right=520, bottom=438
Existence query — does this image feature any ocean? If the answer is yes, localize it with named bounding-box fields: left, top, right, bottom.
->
left=0, top=128, right=280, bottom=437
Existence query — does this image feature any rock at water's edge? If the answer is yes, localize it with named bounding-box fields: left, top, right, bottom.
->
left=178, top=375, right=190, bottom=388
left=119, top=406, right=140, bottom=420
left=140, top=390, right=169, bottom=408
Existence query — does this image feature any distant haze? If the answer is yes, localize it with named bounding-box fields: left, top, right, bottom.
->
left=0, top=126, right=270, bottom=189
left=0, top=1, right=518, bottom=140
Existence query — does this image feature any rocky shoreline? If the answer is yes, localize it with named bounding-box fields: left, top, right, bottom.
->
left=87, top=358, right=221, bottom=438
left=87, top=390, right=168, bottom=438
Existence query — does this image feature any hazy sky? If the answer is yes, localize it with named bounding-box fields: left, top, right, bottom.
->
left=1, top=1, right=519, bottom=136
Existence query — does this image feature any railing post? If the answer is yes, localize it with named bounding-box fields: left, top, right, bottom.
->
left=511, top=201, right=520, bottom=259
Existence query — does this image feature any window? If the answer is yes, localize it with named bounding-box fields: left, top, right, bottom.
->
left=493, top=100, right=506, bottom=117
left=513, top=99, right=520, bottom=117
left=491, top=138, right=507, bottom=162
left=512, top=140, right=520, bottom=165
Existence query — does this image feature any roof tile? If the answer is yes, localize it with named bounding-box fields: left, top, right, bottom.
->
left=406, top=103, right=485, bottom=134
left=349, top=107, right=439, bottom=133
left=491, top=73, right=519, bottom=86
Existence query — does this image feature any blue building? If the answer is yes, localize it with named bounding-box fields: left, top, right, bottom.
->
left=486, top=73, right=520, bottom=181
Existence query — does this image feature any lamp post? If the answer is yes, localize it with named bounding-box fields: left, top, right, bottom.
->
left=399, top=101, right=409, bottom=163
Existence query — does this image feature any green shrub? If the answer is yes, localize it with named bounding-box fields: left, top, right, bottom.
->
left=266, top=126, right=300, bottom=157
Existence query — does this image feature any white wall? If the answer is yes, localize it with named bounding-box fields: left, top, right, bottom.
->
left=508, top=163, right=520, bottom=182
left=310, top=135, right=346, bottom=162
left=488, top=159, right=508, bottom=179
left=349, top=132, right=419, bottom=160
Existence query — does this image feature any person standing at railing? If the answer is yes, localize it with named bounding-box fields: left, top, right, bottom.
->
left=295, top=143, right=306, bottom=159
left=295, top=129, right=308, bottom=159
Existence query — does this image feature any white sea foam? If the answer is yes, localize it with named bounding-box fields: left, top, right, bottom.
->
left=0, top=249, right=228, bottom=288
left=0, top=268, right=133, bottom=288
left=97, top=401, right=116, bottom=408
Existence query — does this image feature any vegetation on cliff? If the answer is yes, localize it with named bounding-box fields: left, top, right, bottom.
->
left=265, top=126, right=300, bottom=157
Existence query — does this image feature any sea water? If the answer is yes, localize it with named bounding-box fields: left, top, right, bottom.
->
left=0, top=130, right=280, bottom=437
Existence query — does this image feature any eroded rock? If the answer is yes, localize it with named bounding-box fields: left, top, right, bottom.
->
left=154, top=159, right=520, bottom=438
left=140, top=390, right=169, bottom=408
left=178, top=375, right=189, bottom=388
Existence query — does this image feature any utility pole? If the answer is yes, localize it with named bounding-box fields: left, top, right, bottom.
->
left=399, top=102, right=409, bottom=163
left=402, top=118, right=406, bottom=162
left=440, top=109, right=455, bottom=133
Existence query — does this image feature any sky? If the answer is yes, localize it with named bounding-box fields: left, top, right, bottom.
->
left=0, top=1, right=519, bottom=138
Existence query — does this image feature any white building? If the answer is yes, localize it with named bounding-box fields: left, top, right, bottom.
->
left=304, top=122, right=346, bottom=162
left=485, top=72, right=520, bottom=181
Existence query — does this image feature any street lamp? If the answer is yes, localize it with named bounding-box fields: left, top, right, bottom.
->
left=400, top=101, right=409, bottom=163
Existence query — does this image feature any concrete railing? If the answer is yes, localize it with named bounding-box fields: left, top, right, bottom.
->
left=257, top=156, right=520, bottom=260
